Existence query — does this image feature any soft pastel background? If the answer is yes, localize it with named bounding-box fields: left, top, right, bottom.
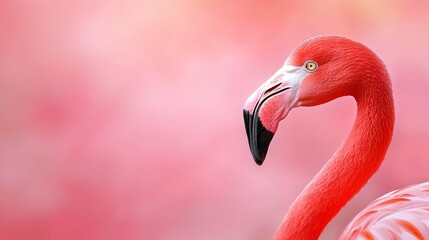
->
left=1, top=0, right=429, bottom=239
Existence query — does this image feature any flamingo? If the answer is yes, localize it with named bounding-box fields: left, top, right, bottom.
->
left=243, top=36, right=429, bottom=239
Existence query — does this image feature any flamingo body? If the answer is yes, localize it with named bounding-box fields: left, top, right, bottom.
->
left=243, top=36, right=429, bottom=239
left=342, top=182, right=429, bottom=239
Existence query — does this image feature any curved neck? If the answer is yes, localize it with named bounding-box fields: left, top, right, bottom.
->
left=274, top=75, right=395, bottom=239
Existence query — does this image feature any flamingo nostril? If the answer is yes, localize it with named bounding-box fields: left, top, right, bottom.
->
left=264, top=82, right=282, bottom=95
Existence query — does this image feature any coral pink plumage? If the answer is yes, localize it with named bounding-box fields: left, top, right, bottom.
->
left=243, top=36, right=429, bottom=239
left=342, top=182, right=429, bottom=239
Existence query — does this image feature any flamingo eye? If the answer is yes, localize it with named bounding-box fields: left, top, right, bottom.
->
left=304, top=60, right=318, bottom=72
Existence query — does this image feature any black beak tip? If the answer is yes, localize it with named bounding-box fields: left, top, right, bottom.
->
left=254, top=156, right=264, bottom=166
left=243, top=109, right=274, bottom=166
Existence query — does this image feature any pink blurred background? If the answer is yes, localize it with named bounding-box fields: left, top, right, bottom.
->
left=1, top=0, right=429, bottom=239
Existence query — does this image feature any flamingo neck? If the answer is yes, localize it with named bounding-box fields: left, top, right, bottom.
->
left=275, top=74, right=395, bottom=239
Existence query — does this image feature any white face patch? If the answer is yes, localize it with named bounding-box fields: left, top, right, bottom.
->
left=280, top=64, right=308, bottom=87
left=244, top=63, right=310, bottom=115
left=277, top=64, right=310, bottom=107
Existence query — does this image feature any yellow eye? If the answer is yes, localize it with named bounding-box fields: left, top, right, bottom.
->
left=304, top=60, right=318, bottom=72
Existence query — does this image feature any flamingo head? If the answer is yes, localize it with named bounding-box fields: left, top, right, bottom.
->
left=244, top=36, right=386, bottom=165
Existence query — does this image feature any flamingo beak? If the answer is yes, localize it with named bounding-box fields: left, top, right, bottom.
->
left=243, top=109, right=276, bottom=165
left=243, top=65, right=306, bottom=165
left=243, top=86, right=290, bottom=165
